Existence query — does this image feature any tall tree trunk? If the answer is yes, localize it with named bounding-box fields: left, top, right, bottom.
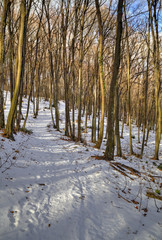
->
left=71, top=0, right=78, bottom=139
left=140, top=18, right=150, bottom=158
left=5, top=0, right=26, bottom=139
left=124, top=1, right=133, bottom=155
left=0, top=0, right=10, bottom=129
left=17, top=0, right=32, bottom=130
left=54, top=31, right=60, bottom=131
left=149, top=0, right=161, bottom=159
left=92, top=50, right=98, bottom=143
left=45, top=0, right=57, bottom=128
left=8, top=2, right=14, bottom=102
left=78, top=0, right=88, bottom=141
left=23, top=0, right=43, bottom=128
left=61, top=0, right=70, bottom=136
left=153, top=1, right=161, bottom=159
left=104, top=0, right=123, bottom=160
left=95, top=0, right=105, bottom=149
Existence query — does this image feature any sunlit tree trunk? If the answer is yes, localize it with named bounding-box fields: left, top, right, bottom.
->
left=78, top=0, right=88, bottom=141
left=35, top=55, right=42, bottom=118
left=45, top=0, right=58, bottom=128
left=61, top=0, right=71, bottom=136
left=54, top=28, right=61, bottom=132
left=95, top=0, right=105, bottom=149
left=124, top=1, right=133, bottom=155
left=5, top=0, right=26, bottom=139
left=23, top=0, right=43, bottom=129
left=70, top=0, right=79, bottom=139
left=17, top=0, right=32, bottom=130
left=92, top=49, right=98, bottom=143
left=140, top=18, right=150, bottom=158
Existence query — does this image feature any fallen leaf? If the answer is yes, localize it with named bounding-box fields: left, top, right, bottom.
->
left=142, top=208, right=148, bottom=212
left=132, top=200, right=139, bottom=204
left=10, top=211, right=17, bottom=214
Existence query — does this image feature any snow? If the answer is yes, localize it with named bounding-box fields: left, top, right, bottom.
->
left=0, top=95, right=162, bottom=240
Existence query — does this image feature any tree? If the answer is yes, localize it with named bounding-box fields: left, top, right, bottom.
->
left=45, top=0, right=56, bottom=128
left=140, top=12, right=150, bottom=158
left=8, top=0, right=14, bottom=102
left=0, top=0, right=10, bottom=129
left=94, top=0, right=105, bottom=149
left=124, top=0, right=133, bottom=155
left=77, top=0, right=89, bottom=141
left=61, top=0, right=71, bottom=136
left=71, top=0, right=79, bottom=139
left=149, top=0, right=161, bottom=159
left=5, top=0, right=32, bottom=139
left=23, top=0, right=44, bottom=129
left=104, top=0, right=124, bottom=160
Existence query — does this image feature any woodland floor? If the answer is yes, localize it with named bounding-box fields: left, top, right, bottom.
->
left=0, top=95, right=162, bottom=240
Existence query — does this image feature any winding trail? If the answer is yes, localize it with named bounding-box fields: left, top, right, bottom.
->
left=0, top=104, right=161, bottom=240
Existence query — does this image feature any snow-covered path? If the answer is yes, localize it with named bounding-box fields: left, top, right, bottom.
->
left=0, top=103, right=162, bottom=240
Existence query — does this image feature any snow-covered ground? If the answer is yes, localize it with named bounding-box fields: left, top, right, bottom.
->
left=0, top=95, right=162, bottom=240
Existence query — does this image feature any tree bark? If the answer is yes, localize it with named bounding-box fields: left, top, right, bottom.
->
left=5, top=0, right=26, bottom=139
left=61, top=0, right=70, bottom=136
left=115, top=81, right=122, bottom=156
left=95, top=0, right=105, bottom=149
left=0, top=0, right=10, bottom=129
left=23, top=0, right=43, bottom=129
left=104, top=0, right=123, bottom=160
left=140, top=18, right=150, bottom=158
left=124, top=1, right=133, bottom=155
left=78, top=0, right=88, bottom=141
left=149, top=0, right=161, bottom=159
left=8, top=1, right=14, bottom=102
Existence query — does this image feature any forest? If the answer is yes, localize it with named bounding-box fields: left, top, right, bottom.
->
left=0, top=1, right=162, bottom=239
left=0, top=0, right=161, bottom=159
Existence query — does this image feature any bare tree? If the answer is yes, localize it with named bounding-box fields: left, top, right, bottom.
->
left=5, top=0, right=32, bottom=139
left=148, top=0, right=161, bottom=159
left=105, top=0, right=124, bottom=160
left=0, top=0, right=10, bottom=129
left=94, top=0, right=105, bottom=149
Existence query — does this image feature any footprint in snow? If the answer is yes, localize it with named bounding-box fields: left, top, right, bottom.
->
left=8, top=209, right=20, bottom=228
